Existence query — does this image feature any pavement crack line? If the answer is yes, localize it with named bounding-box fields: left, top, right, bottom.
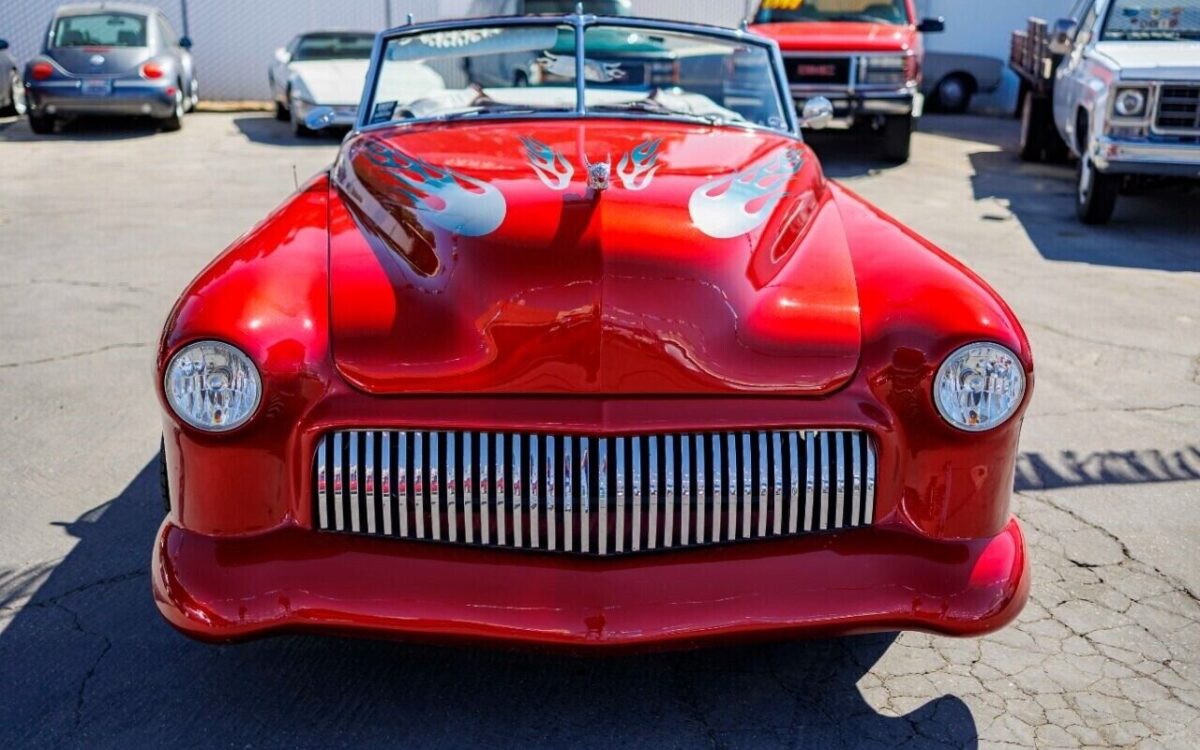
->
left=1023, top=321, right=1197, bottom=360
left=54, top=599, right=112, bottom=730
left=0, top=342, right=150, bottom=369
left=1018, top=489, right=1200, bottom=605
left=7, top=569, right=147, bottom=612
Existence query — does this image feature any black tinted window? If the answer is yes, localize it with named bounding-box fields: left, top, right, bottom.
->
left=53, top=13, right=148, bottom=47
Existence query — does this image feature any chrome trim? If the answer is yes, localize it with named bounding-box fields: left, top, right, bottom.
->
left=315, top=429, right=877, bottom=556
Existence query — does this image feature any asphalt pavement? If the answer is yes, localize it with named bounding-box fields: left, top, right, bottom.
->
left=0, top=111, right=1197, bottom=749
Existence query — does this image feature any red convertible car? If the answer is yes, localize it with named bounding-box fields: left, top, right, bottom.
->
left=154, top=12, right=1032, bottom=649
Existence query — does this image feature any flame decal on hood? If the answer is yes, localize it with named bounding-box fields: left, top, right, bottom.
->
left=688, top=148, right=804, bottom=239
left=521, top=135, right=575, bottom=191
left=355, top=139, right=506, bottom=237
left=617, top=138, right=663, bottom=192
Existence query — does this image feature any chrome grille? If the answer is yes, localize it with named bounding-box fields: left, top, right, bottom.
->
left=313, top=429, right=877, bottom=556
left=1155, top=85, right=1200, bottom=134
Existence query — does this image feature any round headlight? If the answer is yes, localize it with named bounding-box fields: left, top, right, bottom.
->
left=934, top=343, right=1026, bottom=432
left=164, top=340, right=261, bottom=432
left=1114, top=88, right=1147, bottom=118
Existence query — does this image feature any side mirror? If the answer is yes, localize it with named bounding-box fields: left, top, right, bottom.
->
left=1049, top=18, right=1078, bottom=55
left=274, top=47, right=290, bottom=64
left=800, top=96, right=834, bottom=130
left=179, top=36, right=193, bottom=50
left=917, top=17, right=945, bottom=33
left=305, top=106, right=336, bottom=131
left=0, top=39, right=9, bottom=51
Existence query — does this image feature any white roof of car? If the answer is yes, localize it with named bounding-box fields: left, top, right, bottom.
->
left=54, top=2, right=159, bottom=18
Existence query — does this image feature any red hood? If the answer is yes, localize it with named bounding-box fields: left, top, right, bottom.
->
left=327, top=119, right=862, bottom=396
left=751, top=22, right=917, bottom=53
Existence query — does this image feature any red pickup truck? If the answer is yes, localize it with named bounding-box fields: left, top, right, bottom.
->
left=750, top=0, right=944, bottom=163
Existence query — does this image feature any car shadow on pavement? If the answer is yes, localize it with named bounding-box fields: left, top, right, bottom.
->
left=923, top=115, right=1200, bottom=273
left=0, top=115, right=166, bottom=142
left=0, top=457, right=979, bottom=750
left=1016, top=445, right=1200, bottom=491
left=234, top=114, right=348, bottom=147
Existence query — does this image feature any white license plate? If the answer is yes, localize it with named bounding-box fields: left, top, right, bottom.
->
left=81, top=79, right=112, bottom=96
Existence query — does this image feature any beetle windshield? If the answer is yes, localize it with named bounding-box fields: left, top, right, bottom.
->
left=1102, top=0, right=1200, bottom=41
left=294, top=33, right=376, bottom=61
left=754, top=0, right=911, bottom=25
left=365, top=21, right=790, bottom=133
left=52, top=13, right=148, bottom=47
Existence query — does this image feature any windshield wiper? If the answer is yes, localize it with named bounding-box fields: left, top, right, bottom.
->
left=589, top=99, right=730, bottom=126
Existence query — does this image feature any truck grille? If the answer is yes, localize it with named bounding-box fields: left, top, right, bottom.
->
left=783, top=56, right=852, bottom=87
left=1155, top=85, right=1200, bottom=133
left=313, top=429, right=877, bottom=556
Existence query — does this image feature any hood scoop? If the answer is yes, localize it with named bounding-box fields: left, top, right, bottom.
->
left=328, top=120, right=862, bottom=396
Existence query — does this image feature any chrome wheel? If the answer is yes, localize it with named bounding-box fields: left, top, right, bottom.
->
left=10, top=72, right=26, bottom=116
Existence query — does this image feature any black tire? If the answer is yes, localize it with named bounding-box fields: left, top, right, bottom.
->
left=274, top=99, right=289, bottom=121
left=933, top=74, right=972, bottom=114
left=158, top=437, right=171, bottom=515
left=881, top=115, right=913, bottom=163
left=1076, top=155, right=1119, bottom=225
left=28, top=112, right=54, bottom=134
left=0, top=71, right=26, bottom=117
left=1018, top=89, right=1048, bottom=162
left=160, top=85, right=184, bottom=132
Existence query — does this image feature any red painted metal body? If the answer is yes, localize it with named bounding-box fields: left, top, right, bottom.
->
left=154, top=117, right=1032, bottom=647
left=751, top=1, right=925, bottom=77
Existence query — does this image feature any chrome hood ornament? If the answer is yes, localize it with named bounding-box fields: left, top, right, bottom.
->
left=584, top=155, right=612, bottom=192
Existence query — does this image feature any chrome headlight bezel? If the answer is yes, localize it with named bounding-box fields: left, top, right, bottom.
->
left=163, top=340, right=262, bottom=433
left=1112, top=87, right=1149, bottom=119
left=933, top=342, right=1027, bottom=433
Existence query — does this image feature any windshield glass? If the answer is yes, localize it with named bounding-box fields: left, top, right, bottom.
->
left=53, top=13, right=148, bottom=47
left=1102, top=0, right=1200, bottom=40
left=366, top=22, right=789, bottom=133
left=754, top=0, right=911, bottom=25
left=294, top=33, right=376, bottom=61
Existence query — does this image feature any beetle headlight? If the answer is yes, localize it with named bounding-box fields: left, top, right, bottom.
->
left=1113, top=88, right=1148, bottom=118
left=934, top=343, right=1026, bottom=432
left=164, top=340, right=261, bottom=432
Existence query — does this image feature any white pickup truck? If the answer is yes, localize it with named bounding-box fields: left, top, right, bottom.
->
left=1010, top=0, right=1200, bottom=224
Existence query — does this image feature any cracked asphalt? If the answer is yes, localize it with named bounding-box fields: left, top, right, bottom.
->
left=1, top=112, right=1198, bottom=749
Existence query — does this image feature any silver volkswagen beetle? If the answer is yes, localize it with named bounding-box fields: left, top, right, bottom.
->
left=23, top=2, right=198, bottom=134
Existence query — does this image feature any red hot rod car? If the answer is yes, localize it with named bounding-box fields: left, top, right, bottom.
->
left=154, top=12, right=1032, bottom=648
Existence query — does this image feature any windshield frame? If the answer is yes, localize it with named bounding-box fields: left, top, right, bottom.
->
left=356, top=13, right=800, bottom=139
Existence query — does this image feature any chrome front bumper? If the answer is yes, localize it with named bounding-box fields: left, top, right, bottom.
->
left=790, top=88, right=921, bottom=126
left=1093, top=136, right=1200, bottom=177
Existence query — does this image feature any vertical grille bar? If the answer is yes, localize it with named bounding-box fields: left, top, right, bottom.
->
left=663, top=435, right=675, bottom=549
left=479, top=432, right=490, bottom=545
left=365, top=432, right=376, bottom=535
left=349, top=431, right=361, bottom=533
left=495, top=433, right=507, bottom=547
left=529, top=434, right=540, bottom=549
left=597, top=437, right=607, bottom=556
left=564, top=436, right=575, bottom=553
left=772, top=431, right=784, bottom=536
left=332, top=432, right=345, bottom=531
left=698, top=434, right=710, bottom=544
left=818, top=431, right=830, bottom=531
left=546, top=435, right=556, bottom=552
left=804, top=431, right=816, bottom=532
left=788, top=431, right=800, bottom=534
left=397, top=432, right=409, bottom=537
left=647, top=435, right=659, bottom=550
left=741, top=432, right=752, bottom=539
left=680, top=435, right=691, bottom=547
left=631, top=435, right=642, bottom=552
left=414, top=432, right=426, bottom=539
left=430, top=432, right=441, bottom=541
left=614, top=437, right=624, bottom=553
left=851, top=432, right=862, bottom=527
left=463, top=431, right=474, bottom=544
left=757, top=431, right=769, bottom=538
left=580, top=437, right=591, bottom=554
left=512, top=433, right=523, bottom=549
left=317, top=435, right=329, bottom=530
left=865, top=439, right=877, bottom=524
left=834, top=431, right=846, bottom=530
left=447, top=431, right=458, bottom=543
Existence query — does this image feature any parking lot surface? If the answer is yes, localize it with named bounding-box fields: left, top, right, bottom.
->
left=1, top=112, right=1198, bottom=749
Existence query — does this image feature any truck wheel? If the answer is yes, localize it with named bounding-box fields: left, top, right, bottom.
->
left=1018, top=90, right=1048, bottom=162
left=881, top=115, right=913, bottom=163
left=275, top=100, right=289, bottom=121
left=1076, top=156, right=1119, bottom=225
left=28, top=113, right=55, bottom=134
left=933, top=74, right=972, bottom=114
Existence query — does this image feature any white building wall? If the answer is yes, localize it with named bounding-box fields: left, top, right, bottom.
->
left=1, top=0, right=1061, bottom=101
